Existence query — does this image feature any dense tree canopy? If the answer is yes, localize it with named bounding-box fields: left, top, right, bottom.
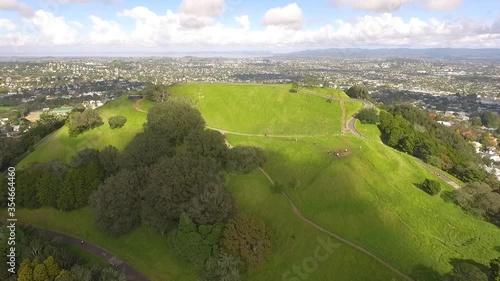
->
left=226, top=146, right=267, bottom=174
left=145, top=100, right=205, bottom=145
left=346, top=85, right=370, bottom=99
left=67, top=109, right=103, bottom=137
left=143, top=154, right=234, bottom=234
left=141, top=83, right=171, bottom=103
left=90, top=169, right=145, bottom=236
left=356, top=108, right=379, bottom=124
left=166, top=213, right=223, bottom=265
left=222, top=214, right=272, bottom=269
left=452, top=181, right=500, bottom=219
left=201, top=251, right=243, bottom=281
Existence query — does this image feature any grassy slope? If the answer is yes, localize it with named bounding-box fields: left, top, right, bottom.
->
left=0, top=208, right=197, bottom=281
left=345, top=101, right=363, bottom=119
left=226, top=134, right=500, bottom=281
left=18, top=96, right=154, bottom=168
left=170, top=84, right=342, bottom=135
left=16, top=84, right=499, bottom=281
left=228, top=172, right=404, bottom=281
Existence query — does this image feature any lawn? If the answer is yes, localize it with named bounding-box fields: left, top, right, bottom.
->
left=225, top=134, right=500, bottom=281
left=0, top=208, right=198, bottom=281
left=170, top=83, right=342, bottom=136
left=302, top=87, right=350, bottom=99
left=345, top=101, right=363, bottom=118
left=18, top=96, right=153, bottom=168
left=356, top=120, right=382, bottom=142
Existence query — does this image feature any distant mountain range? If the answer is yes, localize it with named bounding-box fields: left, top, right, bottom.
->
left=277, top=48, right=500, bottom=59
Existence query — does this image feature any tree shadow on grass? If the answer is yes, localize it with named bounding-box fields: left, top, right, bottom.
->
left=448, top=258, right=490, bottom=276
left=440, top=190, right=456, bottom=204
left=494, top=246, right=500, bottom=253
left=411, top=264, right=443, bottom=281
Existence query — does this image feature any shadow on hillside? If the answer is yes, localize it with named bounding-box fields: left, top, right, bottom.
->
left=494, top=246, right=500, bottom=253
left=411, top=264, right=443, bottom=281
left=440, top=190, right=456, bottom=203
left=448, top=258, right=490, bottom=276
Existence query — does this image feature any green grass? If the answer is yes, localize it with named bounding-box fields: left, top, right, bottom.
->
left=0, top=208, right=197, bottom=281
left=18, top=96, right=152, bottom=168
left=170, top=83, right=342, bottom=135
left=228, top=172, right=404, bottom=281
left=17, top=83, right=499, bottom=281
left=67, top=244, right=107, bottom=265
left=0, top=106, right=12, bottom=111
left=356, top=120, right=382, bottom=142
left=226, top=134, right=500, bottom=281
left=345, top=101, right=363, bottom=118
left=302, top=87, right=350, bottom=98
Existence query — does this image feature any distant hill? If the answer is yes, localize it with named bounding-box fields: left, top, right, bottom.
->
left=277, top=48, right=500, bottom=59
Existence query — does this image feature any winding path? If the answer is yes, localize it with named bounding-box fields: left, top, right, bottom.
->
left=256, top=168, right=414, bottom=280
left=131, top=88, right=457, bottom=280
left=0, top=221, right=150, bottom=281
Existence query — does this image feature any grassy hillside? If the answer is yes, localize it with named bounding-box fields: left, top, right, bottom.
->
left=170, top=83, right=343, bottom=136
left=226, top=134, right=500, bottom=280
left=228, top=172, right=404, bottom=281
left=18, top=96, right=154, bottom=168
left=16, top=83, right=500, bottom=281
left=0, top=208, right=198, bottom=281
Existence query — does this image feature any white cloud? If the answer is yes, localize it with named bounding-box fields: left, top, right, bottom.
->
left=1, top=6, right=499, bottom=50
left=0, top=19, right=17, bottom=31
left=28, top=10, right=78, bottom=45
left=0, top=0, right=32, bottom=17
left=89, top=15, right=126, bottom=44
left=69, top=21, right=84, bottom=28
left=426, top=0, right=462, bottom=11
left=179, top=0, right=225, bottom=17
left=333, top=0, right=463, bottom=12
left=235, top=15, right=250, bottom=30
left=262, top=3, right=304, bottom=30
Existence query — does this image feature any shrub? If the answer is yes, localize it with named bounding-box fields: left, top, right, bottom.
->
left=421, top=179, right=441, bottom=196
left=108, top=116, right=127, bottom=129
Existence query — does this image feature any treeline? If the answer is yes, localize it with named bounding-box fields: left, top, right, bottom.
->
left=0, top=226, right=126, bottom=281
left=14, top=99, right=270, bottom=280
left=0, top=115, right=64, bottom=171
left=377, top=104, right=500, bottom=226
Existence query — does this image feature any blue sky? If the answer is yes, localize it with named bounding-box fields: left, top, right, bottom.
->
left=0, top=0, right=498, bottom=54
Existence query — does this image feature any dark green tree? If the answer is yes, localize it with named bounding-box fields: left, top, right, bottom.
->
left=490, top=257, right=500, bottom=281
left=226, top=146, right=267, bottom=174
left=346, top=85, right=369, bottom=99
left=420, top=179, right=441, bottom=196
left=356, top=108, right=379, bottom=124
left=200, top=251, right=243, bottom=281
left=90, top=169, right=143, bottom=236
left=108, top=116, right=127, bottom=129
left=145, top=100, right=205, bottom=145
left=222, top=214, right=272, bottom=269
left=166, top=213, right=223, bottom=265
